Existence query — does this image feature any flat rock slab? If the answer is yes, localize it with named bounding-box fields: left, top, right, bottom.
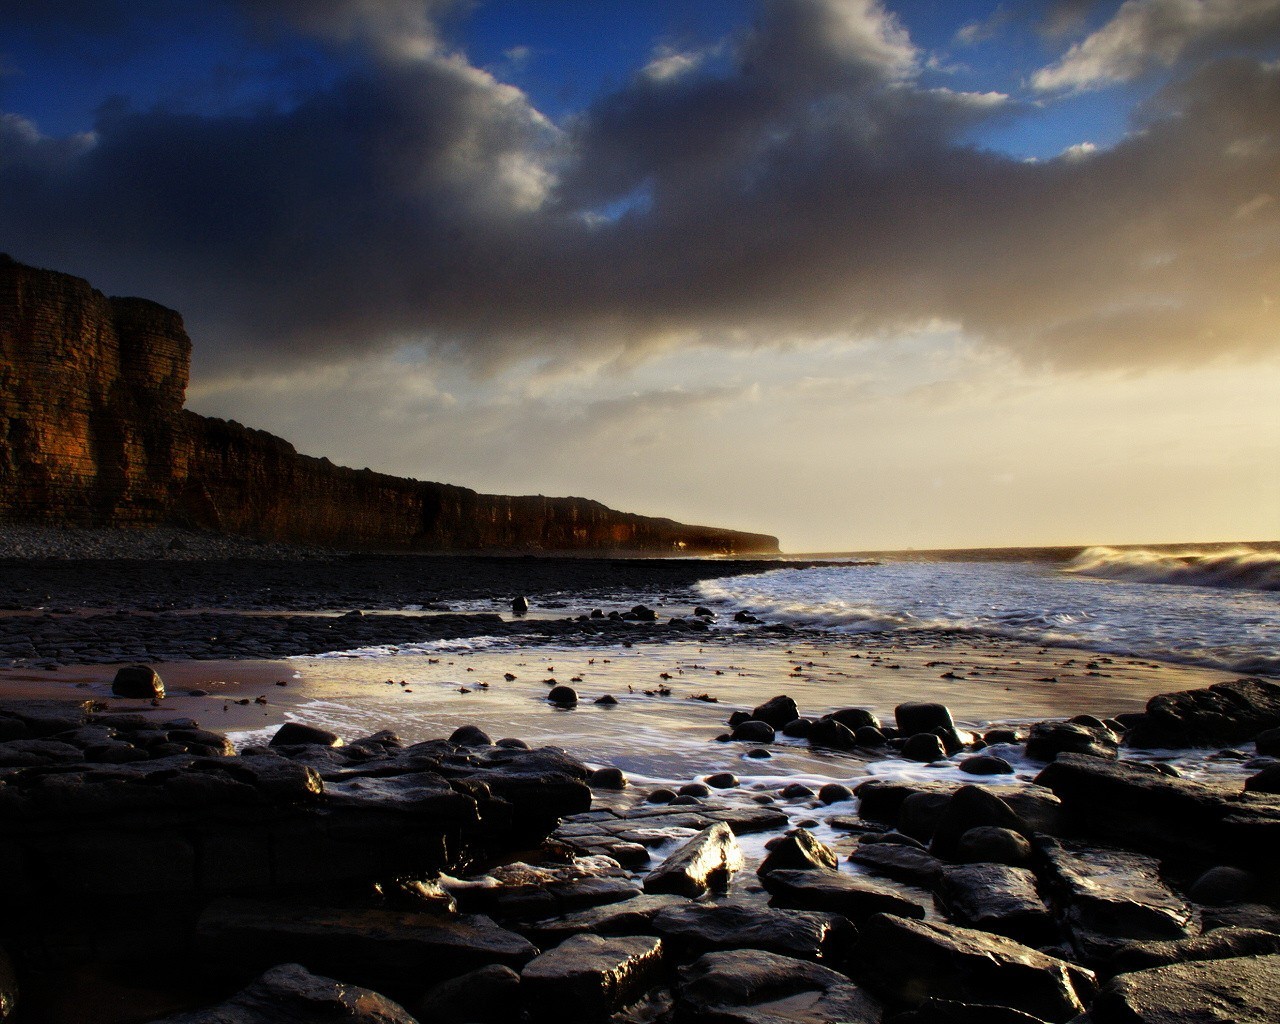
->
left=652, top=903, right=852, bottom=963
left=1038, top=840, right=1196, bottom=961
left=643, top=821, right=744, bottom=897
left=1106, top=927, right=1280, bottom=977
left=151, top=963, right=417, bottom=1024
left=527, top=894, right=690, bottom=946
left=761, top=868, right=926, bottom=922
left=857, top=912, right=1096, bottom=1024
left=521, top=934, right=664, bottom=1021
left=848, top=842, right=944, bottom=886
left=937, top=863, right=1055, bottom=945
left=1090, top=953, right=1280, bottom=1024
left=676, top=949, right=880, bottom=1024
left=197, top=899, right=535, bottom=999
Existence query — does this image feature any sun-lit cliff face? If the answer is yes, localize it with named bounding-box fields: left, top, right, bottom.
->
left=0, top=255, right=779, bottom=554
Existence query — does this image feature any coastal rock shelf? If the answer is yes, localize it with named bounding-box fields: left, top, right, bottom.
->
left=0, top=255, right=778, bottom=555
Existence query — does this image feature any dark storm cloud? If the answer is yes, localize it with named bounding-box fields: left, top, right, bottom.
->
left=1, top=0, right=1277, bottom=375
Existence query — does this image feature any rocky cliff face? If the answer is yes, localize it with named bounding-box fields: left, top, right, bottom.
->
left=0, top=256, right=779, bottom=554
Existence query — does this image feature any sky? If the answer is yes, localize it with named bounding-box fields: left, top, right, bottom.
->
left=1, top=1, right=1278, bottom=552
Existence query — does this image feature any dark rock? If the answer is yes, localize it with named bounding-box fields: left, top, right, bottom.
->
left=758, top=828, right=839, bottom=875
left=671, top=794, right=704, bottom=804
left=547, top=685, right=578, bottom=706
left=705, top=772, right=739, bottom=789
left=894, top=998, right=1052, bottom=1024
left=652, top=903, right=852, bottom=964
left=588, top=766, right=627, bottom=790
left=512, top=596, right=529, bottom=615
left=679, top=783, right=711, bottom=798
left=728, top=711, right=753, bottom=727
left=985, top=728, right=1022, bottom=745
left=675, top=949, right=880, bottom=1024
left=269, top=722, right=342, bottom=747
left=111, top=664, right=165, bottom=700
left=902, top=733, right=947, bottom=762
left=849, top=842, right=944, bottom=886
left=150, top=963, right=417, bottom=1024
left=731, top=719, right=776, bottom=743
left=807, top=717, right=857, bottom=750
left=761, top=868, right=927, bottom=922
left=1244, top=764, right=1280, bottom=792
left=448, top=725, right=491, bottom=747
left=521, top=934, right=663, bottom=1021
left=828, top=707, right=881, bottom=732
left=855, top=725, right=887, bottom=747
left=647, top=788, right=677, bottom=803
left=0, top=738, right=84, bottom=766
left=1122, top=678, right=1280, bottom=748
left=1025, top=720, right=1118, bottom=762
left=752, top=695, right=800, bottom=728
left=1089, top=953, right=1280, bottom=1024
left=1189, top=865, right=1260, bottom=906
left=896, top=702, right=962, bottom=753
left=643, top=822, right=744, bottom=897
left=956, top=826, right=1033, bottom=866
left=857, top=913, right=1096, bottom=1023
left=414, top=964, right=520, bottom=1024
left=593, top=694, right=618, bottom=706
left=1106, top=928, right=1280, bottom=977
left=694, top=606, right=715, bottom=618
left=936, top=863, right=1056, bottom=944
left=527, top=894, right=688, bottom=946
left=959, top=754, right=1014, bottom=775
left=780, top=783, right=815, bottom=799
left=781, top=717, right=813, bottom=738
left=930, top=786, right=1029, bottom=861
left=898, top=791, right=953, bottom=842
left=817, top=783, right=853, bottom=804
left=1203, top=902, right=1280, bottom=933
left=1255, top=726, right=1280, bottom=756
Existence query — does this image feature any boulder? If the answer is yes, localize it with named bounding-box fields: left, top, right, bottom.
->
left=752, top=695, right=800, bottom=728
left=521, top=934, right=664, bottom=1021
left=731, top=720, right=776, bottom=743
left=848, top=842, right=944, bottom=887
left=414, top=964, right=520, bottom=1024
left=111, top=664, right=165, bottom=700
left=856, top=913, right=1096, bottom=1023
left=269, top=722, right=341, bottom=747
left=1188, top=865, right=1260, bottom=906
left=1105, top=927, right=1280, bottom=977
left=448, top=725, right=491, bottom=746
left=1025, top=721, right=1117, bottom=762
left=828, top=708, right=881, bottom=732
left=761, top=868, right=927, bottom=922
left=936, top=864, right=1056, bottom=944
left=526, top=894, right=688, bottom=946
left=652, top=903, right=852, bottom=964
left=150, top=963, right=416, bottom=1024
left=757, top=828, right=838, bottom=875
left=1255, top=726, right=1280, bottom=756
left=643, top=822, right=744, bottom=897
left=902, top=733, right=947, bottom=762
left=895, top=703, right=962, bottom=752
left=1089, top=953, right=1280, bottom=1023
left=547, top=685, right=578, bottom=706
left=1244, top=764, right=1280, bottom=792
left=959, top=754, right=1014, bottom=775
left=588, top=766, right=627, bottom=790
left=807, top=718, right=857, bottom=750
left=930, top=786, right=1029, bottom=861
left=675, top=949, right=880, bottom=1024
left=1122, top=678, right=1280, bottom=748
left=955, top=826, right=1033, bottom=866
left=817, top=783, right=853, bottom=804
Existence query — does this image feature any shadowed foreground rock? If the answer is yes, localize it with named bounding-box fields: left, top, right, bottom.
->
left=1088, top=954, right=1280, bottom=1024
left=521, top=933, right=664, bottom=1021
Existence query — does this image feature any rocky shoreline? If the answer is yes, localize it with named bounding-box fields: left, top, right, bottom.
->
left=0, top=668, right=1278, bottom=1023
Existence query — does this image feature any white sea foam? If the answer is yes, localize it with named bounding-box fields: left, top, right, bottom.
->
left=1064, top=545, right=1280, bottom=591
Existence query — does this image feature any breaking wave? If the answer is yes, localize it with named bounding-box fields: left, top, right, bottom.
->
left=1064, top=546, right=1280, bottom=592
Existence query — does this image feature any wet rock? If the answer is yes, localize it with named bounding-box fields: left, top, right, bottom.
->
left=936, top=863, right=1056, bottom=944
left=413, top=964, right=520, bottom=1024
left=1255, top=726, right=1280, bottom=756
left=807, top=717, right=857, bottom=750
left=448, top=725, right=491, bottom=746
left=588, top=766, right=627, bottom=790
left=930, top=785, right=1029, bottom=861
left=704, top=772, right=739, bottom=789
left=150, top=963, right=417, bottom=1024
left=1188, top=865, right=1260, bottom=905
left=1202, top=902, right=1280, bottom=933
left=855, top=725, right=887, bottom=747
left=522, top=934, right=664, bottom=1021
left=898, top=790, right=953, bottom=842
left=896, top=702, right=962, bottom=753
left=652, top=903, right=852, bottom=964
left=0, top=738, right=84, bottom=766
left=848, top=842, right=944, bottom=887
left=1105, top=927, right=1280, bottom=977
left=985, top=728, right=1022, bottom=745
left=956, top=826, right=1033, bottom=866
left=731, top=720, right=776, bottom=743
left=782, top=718, right=813, bottom=738
left=828, top=707, right=881, bottom=732
left=753, top=695, right=800, bottom=729
left=902, top=733, right=947, bottom=762
left=757, top=828, right=838, bottom=875
left=643, top=822, right=744, bottom=897
left=857, top=913, right=1096, bottom=1023
left=647, top=788, right=677, bottom=803
left=547, top=685, right=578, bottom=706
left=761, top=868, right=926, bottom=922
left=679, top=783, right=711, bottom=798
left=1038, top=840, right=1197, bottom=963
left=1244, top=764, right=1280, bottom=792
left=1121, top=678, right=1280, bottom=748
left=893, top=999, right=1052, bottom=1024
left=511, top=596, right=529, bottom=615
left=1089, top=953, right=1280, bottom=1024
left=780, top=783, right=814, bottom=799
left=1025, top=720, right=1118, bottom=762
left=959, top=754, right=1014, bottom=775
left=269, top=722, right=342, bottom=747
left=197, top=899, right=536, bottom=999
left=527, top=894, right=689, bottom=946
left=111, top=664, right=165, bottom=700
left=817, top=783, right=853, bottom=804
left=675, top=949, right=880, bottom=1024
left=593, top=694, right=618, bottom=706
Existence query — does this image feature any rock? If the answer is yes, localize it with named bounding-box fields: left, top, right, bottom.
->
left=414, top=964, right=520, bottom=1024
left=893, top=999, right=1053, bottom=1024
left=857, top=913, right=1096, bottom=1023
left=647, top=788, right=677, bottom=803
left=779, top=783, right=814, bottom=799
left=643, top=822, right=744, bottom=897
left=705, top=772, right=739, bottom=789
left=521, top=934, right=664, bottom=1021
left=675, top=949, right=880, bottom=1024
left=827, top=706, right=882, bottom=731
left=150, top=963, right=417, bottom=1024
left=448, top=725, right=491, bottom=746
left=1255, top=726, right=1280, bottom=756
left=930, top=786, right=1029, bottom=861
left=898, top=790, right=953, bottom=842
left=902, top=733, right=947, bottom=762
left=1202, top=902, right=1280, bottom=933
left=1025, top=720, right=1118, bottom=762
left=1244, top=764, right=1280, bottom=792
left=896, top=702, right=962, bottom=752
left=782, top=718, right=813, bottom=738
left=593, top=694, right=618, bottom=706
left=956, top=826, right=1033, bottom=866
left=758, top=828, right=839, bottom=875
left=752, top=695, right=800, bottom=728
left=1038, top=840, right=1197, bottom=963
left=512, top=596, right=529, bottom=615
left=731, top=720, right=776, bottom=743
left=855, top=726, right=886, bottom=747
left=985, top=728, right=1022, bottom=744
left=817, top=783, right=853, bottom=804
left=1189, top=865, right=1260, bottom=906
left=1122, top=678, right=1280, bottom=748
left=111, top=664, right=165, bottom=700
left=761, top=868, right=927, bottom=922
left=1089, top=954, right=1280, bottom=1024
left=848, top=842, right=944, bottom=887
left=694, top=606, right=715, bottom=618
left=269, top=722, right=342, bottom=747
left=807, top=717, right=857, bottom=750
left=936, top=864, right=1056, bottom=944
left=959, top=754, right=1014, bottom=775
left=652, top=903, right=852, bottom=963
left=527, top=894, right=689, bottom=946
left=0, top=738, right=84, bottom=766
left=1106, top=928, right=1280, bottom=977
left=547, top=685, right=578, bottom=706
left=679, top=783, right=711, bottom=797
left=0, top=946, right=13, bottom=1023
left=588, top=766, right=627, bottom=790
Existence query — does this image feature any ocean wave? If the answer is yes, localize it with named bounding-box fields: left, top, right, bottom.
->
left=1064, top=546, right=1280, bottom=592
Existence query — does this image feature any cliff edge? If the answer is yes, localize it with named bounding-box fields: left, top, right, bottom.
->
left=0, top=255, right=779, bottom=554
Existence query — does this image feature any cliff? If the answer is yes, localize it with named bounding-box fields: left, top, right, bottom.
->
left=0, top=255, right=779, bottom=554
